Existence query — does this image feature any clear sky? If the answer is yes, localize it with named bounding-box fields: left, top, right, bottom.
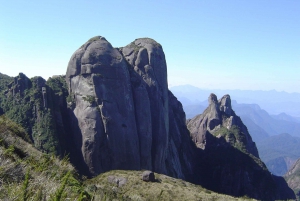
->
left=0, top=0, right=299, bottom=92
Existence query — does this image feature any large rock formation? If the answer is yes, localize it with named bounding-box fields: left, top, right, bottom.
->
left=66, top=36, right=194, bottom=177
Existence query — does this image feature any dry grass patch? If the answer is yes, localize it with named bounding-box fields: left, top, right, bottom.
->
left=85, top=170, right=255, bottom=201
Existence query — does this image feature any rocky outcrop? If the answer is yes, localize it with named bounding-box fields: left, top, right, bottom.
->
left=187, top=93, right=259, bottom=157
left=142, top=171, right=155, bottom=182
left=187, top=94, right=295, bottom=200
left=0, top=74, right=69, bottom=156
left=66, top=36, right=194, bottom=177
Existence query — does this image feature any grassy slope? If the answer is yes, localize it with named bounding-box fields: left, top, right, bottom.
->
left=0, top=115, right=254, bottom=201
left=0, top=115, right=90, bottom=200
left=85, top=170, right=254, bottom=201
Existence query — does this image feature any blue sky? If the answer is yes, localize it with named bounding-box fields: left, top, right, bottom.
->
left=0, top=0, right=299, bottom=92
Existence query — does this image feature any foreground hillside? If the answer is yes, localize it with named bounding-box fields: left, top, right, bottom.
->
left=0, top=115, right=90, bottom=200
left=0, top=115, right=252, bottom=201
left=85, top=170, right=254, bottom=201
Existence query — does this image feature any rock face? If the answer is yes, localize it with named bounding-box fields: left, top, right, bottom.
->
left=66, top=36, right=141, bottom=175
left=285, top=158, right=300, bottom=198
left=187, top=93, right=259, bottom=157
left=187, top=93, right=295, bottom=200
left=66, top=36, right=193, bottom=177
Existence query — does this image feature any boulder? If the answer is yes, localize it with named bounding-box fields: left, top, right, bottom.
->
left=142, top=171, right=155, bottom=182
left=107, top=175, right=127, bottom=187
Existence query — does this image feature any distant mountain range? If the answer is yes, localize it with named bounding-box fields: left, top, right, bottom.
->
left=257, top=133, right=300, bottom=176
left=171, top=84, right=300, bottom=117
left=170, top=85, right=300, bottom=176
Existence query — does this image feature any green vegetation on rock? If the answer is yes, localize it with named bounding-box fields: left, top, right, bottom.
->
left=82, top=95, right=96, bottom=104
left=213, top=125, right=247, bottom=153
left=0, top=74, right=71, bottom=156
left=0, top=73, right=13, bottom=93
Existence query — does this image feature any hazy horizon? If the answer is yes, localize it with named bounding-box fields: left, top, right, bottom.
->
left=170, top=84, right=300, bottom=94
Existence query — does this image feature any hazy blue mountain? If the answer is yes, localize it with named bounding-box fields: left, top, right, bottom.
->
left=170, top=85, right=300, bottom=117
left=271, top=112, right=300, bottom=123
left=237, top=116, right=269, bottom=142
left=171, top=85, right=300, bottom=139
left=183, top=104, right=206, bottom=120
left=257, top=133, right=300, bottom=176
left=232, top=102, right=300, bottom=138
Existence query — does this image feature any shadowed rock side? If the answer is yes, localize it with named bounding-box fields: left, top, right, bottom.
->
left=66, top=36, right=193, bottom=178
left=187, top=93, right=295, bottom=200
left=166, top=91, right=197, bottom=180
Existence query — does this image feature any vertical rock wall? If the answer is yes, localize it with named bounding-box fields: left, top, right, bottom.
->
left=66, top=36, right=190, bottom=177
left=121, top=38, right=169, bottom=174
left=66, top=37, right=141, bottom=175
left=66, top=36, right=192, bottom=178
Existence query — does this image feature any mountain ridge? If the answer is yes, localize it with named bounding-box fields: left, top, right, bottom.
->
left=171, top=84, right=300, bottom=117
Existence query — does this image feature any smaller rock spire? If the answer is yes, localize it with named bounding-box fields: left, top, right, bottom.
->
left=208, top=93, right=218, bottom=104
left=219, top=94, right=232, bottom=116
